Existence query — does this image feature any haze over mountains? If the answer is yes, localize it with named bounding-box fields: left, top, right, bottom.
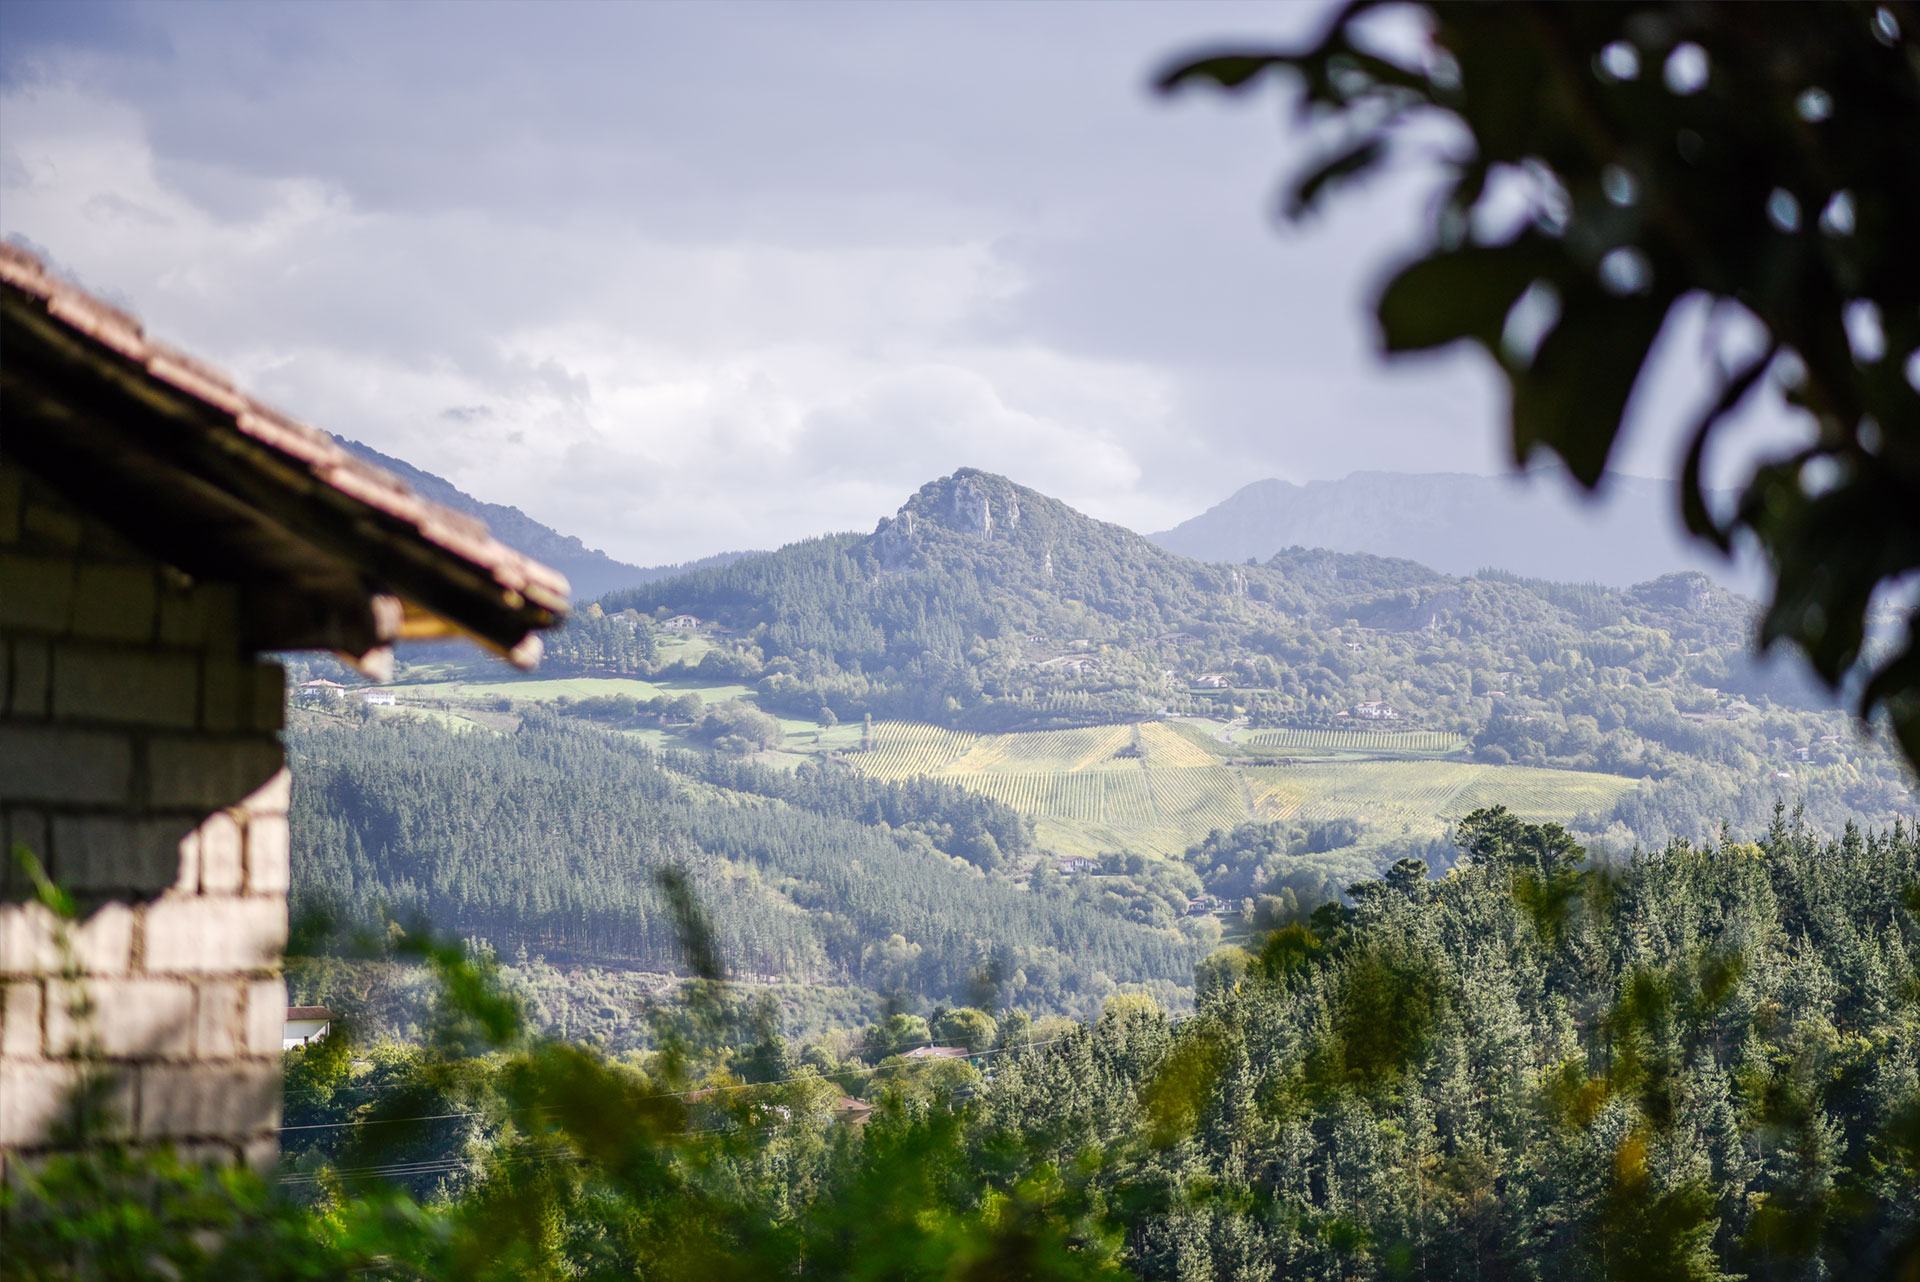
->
left=341, top=432, right=1752, bottom=605
left=1152, top=472, right=1757, bottom=593
left=335, top=435, right=752, bottom=601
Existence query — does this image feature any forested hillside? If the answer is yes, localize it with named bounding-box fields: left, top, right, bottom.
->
left=289, top=714, right=1201, bottom=1019
left=581, top=469, right=1910, bottom=844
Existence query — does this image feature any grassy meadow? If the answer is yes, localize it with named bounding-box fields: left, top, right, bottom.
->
left=849, top=718, right=1636, bottom=858
left=370, top=657, right=1638, bottom=864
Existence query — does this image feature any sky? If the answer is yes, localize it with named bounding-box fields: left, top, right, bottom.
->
left=0, top=0, right=1794, bottom=566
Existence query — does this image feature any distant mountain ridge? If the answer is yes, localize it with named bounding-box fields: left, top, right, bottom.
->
left=333, top=436, right=753, bottom=601
left=1151, top=471, right=1755, bottom=593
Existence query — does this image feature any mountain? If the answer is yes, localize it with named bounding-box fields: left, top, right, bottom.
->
left=333, top=435, right=754, bottom=601
left=1150, top=471, right=1758, bottom=592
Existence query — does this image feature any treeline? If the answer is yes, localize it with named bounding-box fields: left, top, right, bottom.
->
left=288, top=715, right=1195, bottom=1014
left=969, top=806, right=1920, bottom=1279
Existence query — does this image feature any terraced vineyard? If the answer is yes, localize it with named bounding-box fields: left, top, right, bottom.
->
left=1244, top=728, right=1467, bottom=755
left=856, top=720, right=1246, bottom=855
left=856, top=719, right=1639, bottom=859
left=1243, top=760, right=1636, bottom=831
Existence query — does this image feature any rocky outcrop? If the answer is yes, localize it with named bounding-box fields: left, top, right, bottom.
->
left=948, top=476, right=994, bottom=539
left=872, top=510, right=918, bottom=570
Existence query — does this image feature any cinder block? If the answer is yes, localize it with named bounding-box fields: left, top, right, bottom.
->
left=0, top=725, right=134, bottom=805
left=0, top=900, right=127, bottom=977
left=0, top=1060, right=134, bottom=1145
left=0, top=463, right=22, bottom=545
left=20, top=505, right=81, bottom=551
left=245, top=814, right=289, bottom=895
left=242, top=767, right=292, bottom=818
left=69, top=564, right=157, bottom=644
left=9, top=638, right=49, bottom=717
left=0, top=902, right=58, bottom=974
left=199, top=656, right=242, bottom=732
left=142, top=896, right=286, bottom=974
left=137, top=1060, right=278, bottom=1140
left=51, top=644, right=199, bottom=728
left=194, top=981, right=243, bottom=1058
left=244, top=977, right=285, bottom=1055
left=2, top=981, right=43, bottom=1058
left=173, top=827, right=200, bottom=895
left=5, top=808, right=50, bottom=881
left=157, top=583, right=237, bottom=649
left=197, top=812, right=244, bottom=895
left=47, top=977, right=194, bottom=1059
left=0, top=553, right=75, bottom=632
left=249, top=663, right=286, bottom=733
left=143, top=735, right=283, bottom=811
left=50, top=816, right=192, bottom=897
left=70, top=902, right=134, bottom=975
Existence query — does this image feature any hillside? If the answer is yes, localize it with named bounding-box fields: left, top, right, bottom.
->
left=333, top=435, right=754, bottom=601
left=1152, top=470, right=1758, bottom=591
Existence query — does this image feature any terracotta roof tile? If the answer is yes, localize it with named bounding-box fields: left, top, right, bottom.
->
left=1, top=244, right=572, bottom=661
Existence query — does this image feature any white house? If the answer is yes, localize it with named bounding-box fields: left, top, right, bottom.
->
left=664, top=614, right=700, bottom=629
left=298, top=677, right=347, bottom=701
left=1354, top=701, right=1401, bottom=720
left=283, top=1005, right=333, bottom=1050
left=361, top=690, right=397, bottom=706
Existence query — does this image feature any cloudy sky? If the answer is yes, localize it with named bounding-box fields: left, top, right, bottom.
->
left=0, top=1, right=1784, bottom=565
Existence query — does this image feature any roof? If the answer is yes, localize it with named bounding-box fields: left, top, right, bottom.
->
left=0, top=245, right=568, bottom=672
left=902, top=1045, right=970, bottom=1060
left=285, top=1006, right=332, bottom=1021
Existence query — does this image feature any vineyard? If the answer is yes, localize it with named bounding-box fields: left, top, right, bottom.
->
left=1243, top=727, right=1467, bottom=756
left=1243, top=760, right=1637, bottom=832
left=855, top=719, right=1639, bottom=858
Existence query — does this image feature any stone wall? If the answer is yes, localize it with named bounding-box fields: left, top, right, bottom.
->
left=0, top=452, right=289, bottom=1175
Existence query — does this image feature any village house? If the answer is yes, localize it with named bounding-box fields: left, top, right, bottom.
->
left=901, top=1045, right=970, bottom=1061
left=1354, top=700, right=1401, bottom=720
left=280, top=1006, right=332, bottom=1051
left=1056, top=856, right=1097, bottom=875
left=664, top=614, right=700, bottom=629
left=361, top=690, right=398, bottom=707
left=296, top=677, right=347, bottom=702
left=0, top=246, right=567, bottom=1172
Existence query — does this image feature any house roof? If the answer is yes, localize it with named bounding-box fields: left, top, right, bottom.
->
left=902, top=1045, right=970, bottom=1060
left=0, top=245, right=568, bottom=673
left=285, top=1006, right=332, bottom=1021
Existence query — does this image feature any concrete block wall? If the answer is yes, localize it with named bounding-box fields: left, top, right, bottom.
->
left=0, top=454, right=289, bottom=1173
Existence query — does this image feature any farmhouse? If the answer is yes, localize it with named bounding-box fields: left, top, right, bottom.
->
left=361, top=690, right=398, bottom=707
left=1057, top=856, right=1097, bottom=875
left=902, top=1045, right=970, bottom=1061
left=281, top=1006, right=332, bottom=1050
left=1354, top=701, right=1401, bottom=720
left=297, top=678, right=347, bottom=701
left=0, top=246, right=567, bottom=1170
left=664, top=614, right=700, bottom=629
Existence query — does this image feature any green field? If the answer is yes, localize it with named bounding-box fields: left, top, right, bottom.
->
left=376, top=664, right=1636, bottom=860
left=1241, top=727, right=1467, bottom=756
left=852, top=719, right=1635, bottom=857
left=1243, top=760, right=1635, bottom=828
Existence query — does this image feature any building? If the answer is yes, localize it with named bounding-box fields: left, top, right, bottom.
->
left=297, top=678, right=347, bottom=701
left=281, top=1006, right=332, bottom=1050
left=902, top=1045, right=970, bottom=1061
left=361, top=690, right=397, bottom=707
left=1057, top=856, right=1097, bottom=875
left=0, top=246, right=567, bottom=1172
left=664, top=614, right=700, bottom=629
left=1354, top=701, right=1401, bottom=720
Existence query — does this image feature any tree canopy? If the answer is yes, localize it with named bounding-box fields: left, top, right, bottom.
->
left=1161, top=0, right=1920, bottom=763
